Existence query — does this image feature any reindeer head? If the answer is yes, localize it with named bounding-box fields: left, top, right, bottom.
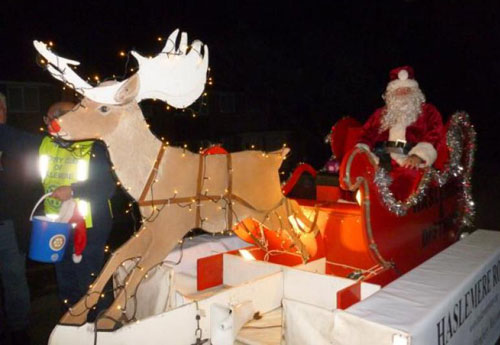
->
left=34, top=29, right=209, bottom=140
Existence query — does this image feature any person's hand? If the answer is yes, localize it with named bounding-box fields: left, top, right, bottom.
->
left=51, top=186, right=73, bottom=201
left=403, top=154, right=424, bottom=169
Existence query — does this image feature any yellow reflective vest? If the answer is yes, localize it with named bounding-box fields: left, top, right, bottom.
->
left=39, top=137, right=94, bottom=228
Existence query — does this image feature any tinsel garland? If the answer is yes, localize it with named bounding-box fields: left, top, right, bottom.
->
left=372, top=112, right=476, bottom=228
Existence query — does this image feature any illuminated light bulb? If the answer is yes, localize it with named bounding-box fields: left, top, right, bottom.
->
left=356, top=190, right=362, bottom=205
left=130, top=68, right=134, bottom=72
left=119, top=51, right=126, bottom=57
left=192, top=113, right=197, bottom=118
left=166, top=105, right=170, bottom=110
left=39, top=127, right=44, bottom=131
left=48, top=41, right=54, bottom=47
left=116, top=181, right=121, bottom=186
left=288, top=215, right=306, bottom=233
left=251, top=145, right=255, bottom=149
left=64, top=299, right=68, bottom=304
left=157, top=36, right=163, bottom=41
left=239, top=249, right=255, bottom=261
left=93, top=75, right=100, bottom=81
left=101, top=294, right=105, bottom=298
left=203, top=92, right=207, bottom=96
left=62, top=86, right=66, bottom=90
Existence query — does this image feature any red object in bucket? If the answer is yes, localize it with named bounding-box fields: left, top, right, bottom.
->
left=69, top=207, right=87, bottom=259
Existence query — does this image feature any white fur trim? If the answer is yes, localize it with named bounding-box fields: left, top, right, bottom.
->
left=388, top=124, right=407, bottom=142
left=386, top=79, right=419, bottom=92
left=398, top=70, right=409, bottom=80
left=72, top=254, right=82, bottom=264
left=409, top=142, right=437, bottom=166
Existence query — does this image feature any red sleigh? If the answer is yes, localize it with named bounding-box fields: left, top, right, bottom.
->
left=228, top=112, right=476, bottom=288
left=285, top=112, right=476, bottom=285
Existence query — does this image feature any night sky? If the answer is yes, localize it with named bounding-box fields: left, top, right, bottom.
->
left=1, top=0, right=499, bottom=228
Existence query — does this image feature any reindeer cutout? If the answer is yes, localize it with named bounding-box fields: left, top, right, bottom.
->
left=35, top=30, right=316, bottom=331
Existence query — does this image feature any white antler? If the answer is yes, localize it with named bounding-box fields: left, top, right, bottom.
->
left=131, top=29, right=209, bottom=108
left=33, top=40, right=92, bottom=92
left=34, top=40, right=127, bottom=105
left=34, top=29, right=209, bottom=108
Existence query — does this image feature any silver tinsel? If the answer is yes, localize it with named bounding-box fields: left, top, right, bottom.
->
left=373, top=112, right=476, bottom=228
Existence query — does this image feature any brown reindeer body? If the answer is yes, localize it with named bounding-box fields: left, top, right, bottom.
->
left=35, top=32, right=307, bottom=330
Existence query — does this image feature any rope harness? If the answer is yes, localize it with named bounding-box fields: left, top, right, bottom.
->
left=137, top=146, right=320, bottom=262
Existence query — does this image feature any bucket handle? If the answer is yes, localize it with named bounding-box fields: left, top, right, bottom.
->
left=30, top=193, right=53, bottom=221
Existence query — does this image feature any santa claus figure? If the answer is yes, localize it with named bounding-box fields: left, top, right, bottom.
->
left=357, top=66, right=444, bottom=200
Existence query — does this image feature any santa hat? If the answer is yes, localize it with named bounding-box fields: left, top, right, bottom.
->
left=386, top=66, right=419, bottom=92
left=58, top=199, right=87, bottom=263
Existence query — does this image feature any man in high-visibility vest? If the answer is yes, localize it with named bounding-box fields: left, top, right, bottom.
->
left=41, top=102, right=116, bottom=315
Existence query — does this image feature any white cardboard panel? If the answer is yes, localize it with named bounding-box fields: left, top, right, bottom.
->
left=283, top=268, right=354, bottom=310
left=294, top=257, right=326, bottom=274
left=49, top=302, right=199, bottom=345
left=223, top=253, right=283, bottom=287
left=199, top=271, right=284, bottom=340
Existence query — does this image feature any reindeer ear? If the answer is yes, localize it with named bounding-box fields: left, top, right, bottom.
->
left=114, top=74, right=140, bottom=104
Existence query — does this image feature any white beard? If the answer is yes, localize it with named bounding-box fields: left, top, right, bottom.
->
left=380, top=89, right=425, bottom=132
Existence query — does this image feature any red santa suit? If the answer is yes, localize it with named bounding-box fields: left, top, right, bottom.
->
left=357, top=66, right=444, bottom=200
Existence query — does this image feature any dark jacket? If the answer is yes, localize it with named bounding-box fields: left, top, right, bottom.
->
left=0, top=124, right=43, bottom=251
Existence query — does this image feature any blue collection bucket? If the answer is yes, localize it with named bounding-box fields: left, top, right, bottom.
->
left=29, top=193, right=71, bottom=263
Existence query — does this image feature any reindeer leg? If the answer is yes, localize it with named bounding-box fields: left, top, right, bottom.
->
left=94, top=250, right=165, bottom=331
left=59, top=226, right=153, bottom=326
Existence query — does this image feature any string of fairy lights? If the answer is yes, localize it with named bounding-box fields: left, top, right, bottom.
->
left=37, top=35, right=307, bottom=331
